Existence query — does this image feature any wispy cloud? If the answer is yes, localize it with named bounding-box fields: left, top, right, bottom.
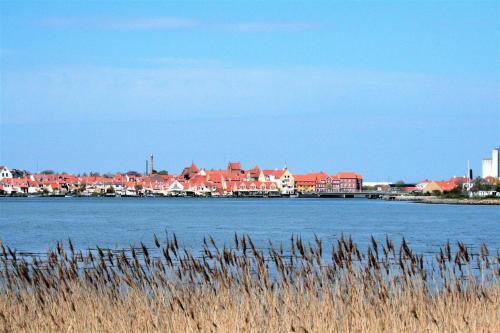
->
left=36, top=17, right=317, bottom=33
left=225, top=22, right=318, bottom=33
left=38, top=17, right=199, bottom=30
left=138, top=57, right=222, bottom=67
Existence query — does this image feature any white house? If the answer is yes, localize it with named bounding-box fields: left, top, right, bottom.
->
left=0, top=166, right=13, bottom=180
left=166, top=180, right=186, bottom=196
left=260, top=168, right=295, bottom=195
left=469, top=190, right=499, bottom=198
left=416, top=180, right=432, bottom=191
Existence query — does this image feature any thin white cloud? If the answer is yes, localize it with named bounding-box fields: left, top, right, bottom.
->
left=138, top=57, right=222, bottom=67
left=224, top=22, right=318, bottom=33
left=106, top=17, right=199, bottom=30
left=38, top=17, right=199, bottom=30
left=36, top=17, right=317, bottom=32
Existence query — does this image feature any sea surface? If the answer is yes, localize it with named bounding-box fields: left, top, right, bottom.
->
left=0, top=197, right=498, bottom=257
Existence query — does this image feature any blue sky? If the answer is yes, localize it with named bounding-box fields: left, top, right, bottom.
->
left=0, top=1, right=498, bottom=181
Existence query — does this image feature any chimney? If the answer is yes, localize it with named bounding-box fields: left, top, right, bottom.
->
left=150, top=154, right=154, bottom=176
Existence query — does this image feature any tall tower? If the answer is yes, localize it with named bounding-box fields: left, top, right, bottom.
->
left=150, top=154, right=154, bottom=176
left=482, top=147, right=500, bottom=178
left=492, top=148, right=499, bottom=178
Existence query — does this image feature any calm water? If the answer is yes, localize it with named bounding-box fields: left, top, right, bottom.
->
left=0, top=197, right=498, bottom=257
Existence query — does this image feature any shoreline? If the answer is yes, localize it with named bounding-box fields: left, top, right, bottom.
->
left=2, top=194, right=500, bottom=205
left=392, top=195, right=500, bottom=205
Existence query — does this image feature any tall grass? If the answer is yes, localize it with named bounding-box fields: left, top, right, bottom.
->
left=0, top=233, right=498, bottom=332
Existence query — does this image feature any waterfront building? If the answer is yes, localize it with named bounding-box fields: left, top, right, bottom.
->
left=242, top=166, right=262, bottom=181
left=482, top=148, right=500, bottom=178
left=317, top=175, right=341, bottom=192
left=180, top=162, right=200, bottom=180
left=205, top=169, right=242, bottom=183
left=0, top=177, right=29, bottom=195
left=315, top=172, right=363, bottom=193
left=224, top=180, right=280, bottom=197
left=294, top=172, right=328, bottom=193
left=227, top=162, right=243, bottom=175
left=0, top=166, right=13, bottom=180
left=0, top=160, right=368, bottom=197
left=469, top=190, right=500, bottom=198
left=415, top=180, right=432, bottom=191
left=423, top=180, right=457, bottom=194
left=337, top=172, right=363, bottom=192
left=164, top=179, right=185, bottom=196
left=260, top=168, right=295, bottom=195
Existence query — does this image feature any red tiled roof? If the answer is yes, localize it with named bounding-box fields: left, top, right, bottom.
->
left=402, top=186, right=417, bottom=193
left=294, top=172, right=328, bottom=183
left=1, top=178, right=29, bottom=186
left=435, top=181, right=457, bottom=191
left=206, top=170, right=242, bottom=182
left=337, top=172, right=363, bottom=180
left=228, top=162, right=241, bottom=170
left=243, top=165, right=261, bottom=175
left=263, top=169, right=286, bottom=178
left=449, top=177, right=467, bottom=184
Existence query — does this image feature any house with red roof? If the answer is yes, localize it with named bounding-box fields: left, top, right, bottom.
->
left=125, top=173, right=143, bottom=183
left=227, top=162, right=242, bottom=175
left=223, top=180, right=280, bottom=197
left=316, top=175, right=341, bottom=193
left=0, top=177, right=30, bottom=195
left=337, top=172, right=363, bottom=192
left=205, top=170, right=242, bottom=183
left=294, top=172, right=328, bottom=193
left=180, top=162, right=200, bottom=180
left=423, top=181, right=459, bottom=194
left=259, top=168, right=295, bottom=195
left=416, top=180, right=432, bottom=191
left=163, top=179, right=185, bottom=196
left=242, top=166, right=262, bottom=181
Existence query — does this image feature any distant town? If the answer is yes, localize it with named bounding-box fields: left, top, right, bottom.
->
left=1, top=148, right=499, bottom=198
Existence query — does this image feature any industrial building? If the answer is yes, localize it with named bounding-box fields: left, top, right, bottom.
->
left=482, top=148, right=500, bottom=178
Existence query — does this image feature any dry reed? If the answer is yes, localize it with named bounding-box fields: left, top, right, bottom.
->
left=0, top=233, right=498, bottom=332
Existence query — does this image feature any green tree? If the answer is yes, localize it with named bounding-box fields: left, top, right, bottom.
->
left=431, top=190, right=441, bottom=196
left=442, top=185, right=466, bottom=199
